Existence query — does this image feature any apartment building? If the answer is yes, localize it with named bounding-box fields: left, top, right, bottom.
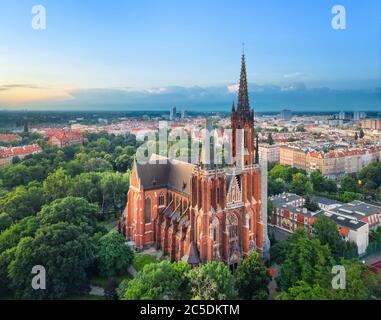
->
left=259, top=144, right=280, bottom=163
left=361, top=118, right=381, bottom=130
left=280, top=145, right=381, bottom=179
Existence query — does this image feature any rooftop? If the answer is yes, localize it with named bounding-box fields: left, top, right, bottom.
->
left=331, top=201, right=381, bottom=219
left=316, top=211, right=367, bottom=231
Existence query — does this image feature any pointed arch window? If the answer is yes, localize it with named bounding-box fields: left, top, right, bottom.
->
left=145, top=197, right=151, bottom=223
left=210, top=218, right=219, bottom=242
left=227, top=213, right=238, bottom=239
left=159, top=192, right=165, bottom=206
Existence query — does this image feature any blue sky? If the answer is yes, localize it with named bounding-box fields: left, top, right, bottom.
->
left=0, top=0, right=380, bottom=110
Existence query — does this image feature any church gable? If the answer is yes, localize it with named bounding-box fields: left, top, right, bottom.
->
left=130, top=160, right=141, bottom=188
left=226, top=175, right=242, bottom=205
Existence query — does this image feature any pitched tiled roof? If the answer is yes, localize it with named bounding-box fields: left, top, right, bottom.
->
left=0, top=134, right=21, bottom=141
left=46, top=129, right=84, bottom=143
left=0, top=144, right=41, bottom=158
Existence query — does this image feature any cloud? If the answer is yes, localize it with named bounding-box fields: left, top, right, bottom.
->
left=0, top=84, right=43, bottom=91
left=143, top=87, right=168, bottom=94
left=281, top=82, right=307, bottom=92
left=283, top=72, right=305, bottom=79
left=227, top=84, right=239, bottom=93
left=1, top=82, right=379, bottom=112
left=0, top=84, right=74, bottom=106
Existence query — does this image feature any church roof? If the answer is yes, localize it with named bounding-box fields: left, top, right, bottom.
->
left=135, top=157, right=194, bottom=195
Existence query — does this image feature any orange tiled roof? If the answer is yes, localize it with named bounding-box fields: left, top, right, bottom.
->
left=0, top=133, right=21, bottom=141
left=0, top=144, right=41, bottom=158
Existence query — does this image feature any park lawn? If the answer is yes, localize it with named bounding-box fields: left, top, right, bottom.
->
left=132, top=253, right=157, bottom=272
left=91, top=273, right=133, bottom=288
left=97, top=216, right=118, bottom=232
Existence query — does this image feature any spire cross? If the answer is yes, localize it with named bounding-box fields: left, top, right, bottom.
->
left=242, top=42, right=245, bottom=55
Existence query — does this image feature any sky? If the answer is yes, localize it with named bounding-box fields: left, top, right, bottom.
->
left=0, top=0, right=380, bottom=111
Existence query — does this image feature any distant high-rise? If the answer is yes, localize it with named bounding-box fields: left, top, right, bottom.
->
left=338, top=111, right=346, bottom=120
left=181, top=110, right=186, bottom=120
left=353, top=112, right=365, bottom=122
left=280, top=109, right=292, bottom=121
left=170, top=106, right=177, bottom=121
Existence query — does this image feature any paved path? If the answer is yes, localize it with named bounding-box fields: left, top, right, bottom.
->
left=268, top=225, right=290, bottom=241
left=363, top=251, right=381, bottom=265
left=128, top=265, right=138, bottom=276
left=89, top=285, right=105, bottom=296
left=268, top=263, right=280, bottom=300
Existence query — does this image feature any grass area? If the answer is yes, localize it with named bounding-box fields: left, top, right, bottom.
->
left=97, top=216, right=118, bottom=232
left=91, top=273, right=133, bottom=288
left=132, top=253, right=157, bottom=272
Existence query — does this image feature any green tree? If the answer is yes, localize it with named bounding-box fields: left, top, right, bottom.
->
left=99, top=172, right=129, bottom=216
left=0, top=247, right=16, bottom=297
left=268, top=178, right=287, bottom=196
left=0, top=182, right=45, bottom=222
left=279, top=259, right=377, bottom=300
left=96, top=232, right=133, bottom=277
left=290, top=173, right=312, bottom=196
left=94, top=137, right=111, bottom=152
left=359, top=162, right=381, bottom=194
left=377, top=187, right=381, bottom=202
left=0, top=213, right=13, bottom=232
left=0, top=216, right=38, bottom=253
left=278, top=232, right=334, bottom=291
left=333, top=259, right=376, bottom=300
left=11, top=156, right=21, bottom=165
left=64, top=159, right=84, bottom=176
left=267, top=132, right=274, bottom=145
left=84, top=157, right=113, bottom=173
left=8, top=222, right=94, bottom=299
left=310, top=171, right=325, bottom=193
left=339, top=191, right=362, bottom=203
left=277, top=280, right=331, bottom=300
left=188, top=261, right=234, bottom=300
left=43, top=168, right=73, bottom=201
left=0, top=163, right=31, bottom=188
left=341, top=175, right=358, bottom=193
left=70, top=172, right=102, bottom=204
left=304, top=195, right=320, bottom=212
left=121, top=260, right=191, bottom=300
left=312, top=216, right=343, bottom=257
left=37, top=196, right=98, bottom=234
left=235, top=251, right=271, bottom=300
left=270, top=228, right=308, bottom=265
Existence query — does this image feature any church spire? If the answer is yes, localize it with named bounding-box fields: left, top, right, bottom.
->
left=237, top=52, right=250, bottom=111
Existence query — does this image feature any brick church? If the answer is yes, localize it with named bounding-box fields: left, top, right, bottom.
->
left=121, top=54, right=269, bottom=266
